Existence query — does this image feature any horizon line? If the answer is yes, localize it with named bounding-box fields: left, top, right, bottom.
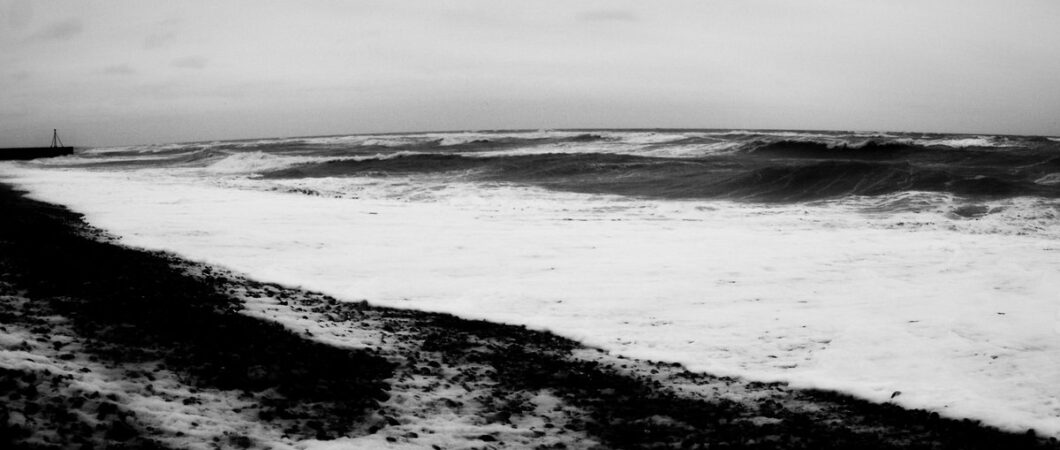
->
left=51, top=126, right=1060, bottom=149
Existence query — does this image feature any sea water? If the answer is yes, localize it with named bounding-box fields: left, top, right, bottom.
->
left=3, top=130, right=1059, bottom=435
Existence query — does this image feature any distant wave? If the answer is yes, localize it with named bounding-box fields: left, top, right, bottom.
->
left=746, top=140, right=916, bottom=160
left=35, top=129, right=1060, bottom=202
left=1035, top=173, right=1060, bottom=186
left=262, top=148, right=1060, bottom=202
left=72, top=129, right=1041, bottom=162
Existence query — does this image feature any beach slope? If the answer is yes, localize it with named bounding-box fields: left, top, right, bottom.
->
left=0, top=182, right=1055, bottom=449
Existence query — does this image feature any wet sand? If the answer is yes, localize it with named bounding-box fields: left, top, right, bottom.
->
left=1, top=182, right=1056, bottom=449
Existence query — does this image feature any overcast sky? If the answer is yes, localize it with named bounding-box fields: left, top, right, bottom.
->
left=2, top=0, right=1059, bottom=147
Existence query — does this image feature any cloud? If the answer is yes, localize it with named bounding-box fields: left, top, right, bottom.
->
left=144, top=18, right=181, bottom=49
left=171, top=56, right=208, bottom=69
left=103, top=64, right=136, bottom=75
left=29, top=18, right=83, bottom=41
left=576, top=10, right=638, bottom=23
left=7, top=0, right=33, bottom=30
left=144, top=30, right=177, bottom=49
left=4, top=70, right=32, bottom=84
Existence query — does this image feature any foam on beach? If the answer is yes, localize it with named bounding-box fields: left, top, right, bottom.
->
left=3, top=163, right=1059, bottom=437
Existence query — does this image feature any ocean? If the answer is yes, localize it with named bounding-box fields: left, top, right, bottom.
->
left=3, top=129, right=1059, bottom=436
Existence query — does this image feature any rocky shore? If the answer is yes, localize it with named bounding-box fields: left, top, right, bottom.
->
left=1, top=182, right=1056, bottom=449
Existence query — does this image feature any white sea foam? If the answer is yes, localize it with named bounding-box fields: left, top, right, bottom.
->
left=911, top=136, right=1014, bottom=148
left=3, top=163, right=1060, bottom=437
left=469, top=139, right=741, bottom=159
left=698, top=130, right=841, bottom=140
left=818, top=192, right=1060, bottom=239
left=320, top=130, right=691, bottom=148
left=606, top=131, right=692, bottom=145
left=425, top=130, right=572, bottom=146
left=298, top=134, right=435, bottom=148
left=193, top=150, right=434, bottom=175
left=199, top=151, right=330, bottom=174
left=1035, top=173, right=1060, bottom=186
left=76, top=143, right=202, bottom=155
left=637, top=141, right=744, bottom=158
left=851, top=131, right=901, bottom=138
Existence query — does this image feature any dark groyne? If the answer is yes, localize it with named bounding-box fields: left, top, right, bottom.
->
left=0, top=146, right=74, bottom=160
left=1, top=129, right=75, bottom=160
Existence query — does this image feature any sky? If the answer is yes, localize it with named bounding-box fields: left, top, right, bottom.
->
left=2, top=0, right=1060, bottom=147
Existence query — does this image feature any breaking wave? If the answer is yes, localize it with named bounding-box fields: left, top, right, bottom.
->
left=29, top=129, right=1060, bottom=203
left=261, top=141, right=1060, bottom=202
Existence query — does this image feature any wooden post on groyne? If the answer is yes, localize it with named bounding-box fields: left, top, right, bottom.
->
left=51, top=129, right=64, bottom=149
left=1, top=130, right=74, bottom=160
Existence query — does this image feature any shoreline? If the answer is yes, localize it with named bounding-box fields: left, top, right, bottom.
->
left=1, top=182, right=1056, bottom=449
